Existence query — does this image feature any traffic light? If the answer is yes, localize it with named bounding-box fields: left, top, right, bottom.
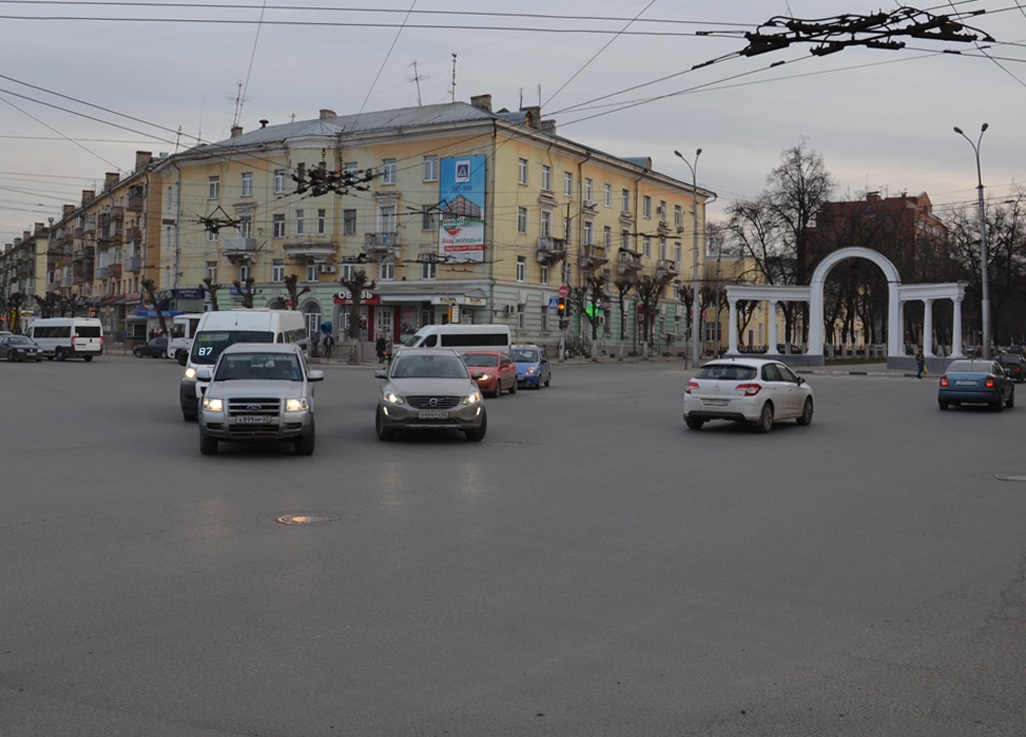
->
left=557, top=297, right=567, bottom=330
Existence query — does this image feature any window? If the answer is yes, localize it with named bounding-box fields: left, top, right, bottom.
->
left=306, top=263, right=318, bottom=282
left=517, top=306, right=526, bottom=330
left=241, top=172, right=253, bottom=197
left=207, top=176, right=220, bottom=200
left=417, top=204, right=435, bottom=231
left=272, top=259, right=285, bottom=282
left=317, top=209, right=326, bottom=235
left=540, top=210, right=552, bottom=238
left=205, top=261, right=217, bottom=282
left=642, top=236, right=651, bottom=257
left=516, top=256, right=526, bottom=282
left=295, top=209, right=304, bottom=235
left=379, top=259, right=395, bottom=280
left=421, top=261, right=436, bottom=280
left=643, top=195, right=652, bottom=219
left=604, top=183, right=612, bottom=208
left=344, top=161, right=358, bottom=174
left=517, top=207, right=528, bottom=234
left=674, top=241, right=682, bottom=263
left=621, top=229, right=631, bottom=250
left=659, top=200, right=667, bottom=222
left=542, top=165, right=552, bottom=191
left=518, top=158, right=528, bottom=185
left=423, top=155, right=439, bottom=182
left=272, top=214, right=286, bottom=238
left=379, top=203, right=397, bottom=234
left=340, top=263, right=355, bottom=281
left=675, top=204, right=683, bottom=228
left=564, top=171, right=573, bottom=197
left=541, top=305, right=549, bottom=332
left=583, top=220, right=593, bottom=246
left=603, top=226, right=612, bottom=249
left=585, top=178, right=594, bottom=201
left=343, top=209, right=357, bottom=236
left=207, top=226, right=218, bottom=242
left=622, top=188, right=630, bottom=212
left=239, top=263, right=252, bottom=282
left=659, top=236, right=667, bottom=260
left=238, top=216, right=253, bottom=238
left=382, top=158, right=397, bottom=185
left=274, top=169, right=287, bottom=194
left=540, top=264, right=549, bottom=285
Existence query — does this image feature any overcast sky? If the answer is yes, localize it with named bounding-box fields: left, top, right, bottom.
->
left=2, top=0, right=1023, bottom=245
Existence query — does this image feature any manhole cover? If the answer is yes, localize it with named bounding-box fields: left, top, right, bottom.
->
left=995, top=474, right=1026, bottom=483
left=276, top=513, right=340, bottom=525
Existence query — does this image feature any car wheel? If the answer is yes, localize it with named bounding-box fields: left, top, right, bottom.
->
left=183, top=411, right=197, bottom=422
left=35, top=357, right=42, bottom=363
left=754, top=402, right=774, bottom=433
left=375, top=407, right=395, bottom=441
left=177, top=351, right=188, bottom=366
left=83, top=356, right=93, bottom=362
left=492, top=385, right=501, bottom=398
left=159, top=350, right=167, bottom=359
left=199, top=429, right=218, bottom=455
left=544, top=374, right=551, bottom=387
left=465, top=411, right=487, bottom=442
left=509, top=378, right=517, bottom=395
left=1006, top=390, right=1015, bottom=409
left=939, top=400, right=949, bottom=410
left=991, top=398, right=1004, bottom=412
left=55, top=347, right=66, bottom=361
left=796, top=397, right=814, bottom=426
left=133, top=348, right=143, bottom=358
left=685, top=417, right=705, bottom=430
left=5, top=352, right=12, bottom=362
left=295, top=422, right=316, bottom=456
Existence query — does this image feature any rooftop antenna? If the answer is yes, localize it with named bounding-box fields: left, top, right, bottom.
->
left=450, top=53, right=457, bottom=103
left=537, top=84, right=542, bottom=106
left=407, top=60, right=429, bottom=106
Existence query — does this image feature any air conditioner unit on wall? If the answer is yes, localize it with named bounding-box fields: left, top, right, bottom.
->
left=319, top=264, right=337, bottom=274
left=504, top=305, right=517, bottom=315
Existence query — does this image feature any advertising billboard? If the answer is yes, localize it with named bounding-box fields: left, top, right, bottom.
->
left=438, top=154, right=486, bottom=263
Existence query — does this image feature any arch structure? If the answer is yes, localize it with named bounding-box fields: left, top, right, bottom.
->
left=724, top=246, right=967, bottom=368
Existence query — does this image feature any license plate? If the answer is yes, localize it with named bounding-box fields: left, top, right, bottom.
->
left=703, top=399, right=729, bottom=407
left=234, top=415, right=273, bottom=424
left=418, top=410, right=449, bottom=419
left=955, top=380, right=977, bottom=386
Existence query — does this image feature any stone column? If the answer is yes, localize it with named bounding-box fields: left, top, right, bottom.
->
left=767, top=301, right=779, bottom=355
left=951, top=296, right=964, bottom=358
left=923, top=298, right=935, bottom=357
left=727, top=297, right=739, bottom=355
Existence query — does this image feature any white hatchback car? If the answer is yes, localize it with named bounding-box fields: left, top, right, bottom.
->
left=683, top=358, right=814, bottom=432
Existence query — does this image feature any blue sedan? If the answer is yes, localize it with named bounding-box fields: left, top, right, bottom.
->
left=938, top=359, right=1015, bottom=411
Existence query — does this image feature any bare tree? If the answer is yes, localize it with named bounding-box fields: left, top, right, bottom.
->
left=141, top=278, right=168, bottom=335
left=200, top=277, right=220, bottom=311
left=282, top=274, right=309, bottom=311
left=232, top=277, right=257, bottom=309
left=338, top=270, right=376, bottom=360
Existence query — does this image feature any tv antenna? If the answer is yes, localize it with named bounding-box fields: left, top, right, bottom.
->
left=407, top=60, right=429, bottom=107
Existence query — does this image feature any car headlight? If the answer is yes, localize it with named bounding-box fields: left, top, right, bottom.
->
left=462, top=390, right=483, bottom=405
left=285, top=397, right=310, bottom=412
left=202, top=397, right=223, bottom=412
left=382, top=391, right=405, bottom=405
left=185, top=367, right=196, bottom=380
left=526, top=367, right=536, bottom=375
left=477, top=373, right=493, bottom=381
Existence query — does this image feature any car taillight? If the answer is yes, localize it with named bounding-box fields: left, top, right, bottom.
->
left=940, top=376, right=949, bottom=387
left=735, top=383, right=762, bottom=396
left=685, top=381, right=699, bottom=394
left=986, top=376, right=995, bottom=388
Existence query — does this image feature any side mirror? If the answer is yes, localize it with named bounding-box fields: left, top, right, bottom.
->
left=195, top=367, right=213, bottom=382
left=797, top=376, right=806, bottom=385
left=374, top=369, right=388, bottom=379
left=307, top=369, right=325, bottom=382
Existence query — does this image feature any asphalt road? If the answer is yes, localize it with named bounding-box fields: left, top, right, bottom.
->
left=2, top=355, right=1025, bottom=736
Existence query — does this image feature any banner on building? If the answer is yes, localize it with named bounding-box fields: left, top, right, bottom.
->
left=438, top=155, right=486, bottom=263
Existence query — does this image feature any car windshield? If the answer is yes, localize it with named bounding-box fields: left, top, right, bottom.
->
left=695, top=364, right=757, bottom=381
left=391, top=354, right=469, bottom=379
left=947, top=360, right=988, bottom=373
left=4, top=336, right=34, bottom=345
left=191, top=330, right=274, bottom=365
left=510, top=349, right=538, bottom=362
left=462, top=353, right=498, bottom=367
left=215, top=352, right=301, bottom=381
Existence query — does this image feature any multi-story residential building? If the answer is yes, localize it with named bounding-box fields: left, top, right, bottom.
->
left=0, top=222, right=49, bottom=332
left=157, top=94, right=714, bottom=349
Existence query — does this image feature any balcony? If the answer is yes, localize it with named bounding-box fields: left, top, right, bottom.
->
left=127, top=194, right=144, bottom=212
left=125, top=255, right=143, bottom=273
left=107, top=263, right=122, bottom=279
left=536, top=236, right=567, bottom=265
left=223, top=237, right=257, bottom=262
left=96, top=266, right=109, bottom=279
left=61, top=276, right=73, bottom=288
left=615, top=249, right=643, bottom=275
left=656, top=259, right=680, bottom=277
left=124, top=226, right=142, bottom=243
left=363, top=232, right=400, bottom=259
left=579, top=244, right=608, bottom=270
left=284, top=240, right=339, bottom=261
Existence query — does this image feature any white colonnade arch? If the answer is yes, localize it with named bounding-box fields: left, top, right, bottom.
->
left=725, top=246, right=967, bottom=368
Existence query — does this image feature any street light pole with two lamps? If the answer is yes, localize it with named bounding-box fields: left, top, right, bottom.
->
left=674, top=148, right=703, bottom=369
left=953, top=123, right=991, bottom=360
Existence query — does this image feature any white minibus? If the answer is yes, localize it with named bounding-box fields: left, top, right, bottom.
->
left=404, top=324, right=512, bottom=355
left=26, top=317, right=104, bottom=361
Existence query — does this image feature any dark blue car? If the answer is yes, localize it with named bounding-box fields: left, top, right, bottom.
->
left=938, top=359, right=1015, bottom=411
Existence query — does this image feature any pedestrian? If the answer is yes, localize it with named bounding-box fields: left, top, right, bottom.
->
left=323, top=333, right=334, bottom=360
left=375, top=333, right=387, bottom=363
left=385, top=338, right=393, bottom=365
left=310, top=330, right=320, bottom=358
left=915, top=348, right=925, bottom=379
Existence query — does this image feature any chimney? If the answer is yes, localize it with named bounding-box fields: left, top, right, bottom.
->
left=541, top=119, right=557, bottom=135
left=63, top=204, right=75, bottom=218
left=81, top=189, right=95, bottom=206
left=470, top=94, right=492, bottom=112
left=34, top=222, right=46, bottom=236
left=319, top=109, right=336, bottom=120
left=259, top=119, right=269, bottom=128
left=867, top=191, right=881, bottom=202
left=104, top=172, right=119, bottom=191
left=521, top=105, right=541, bottom=129
left=134, top=151, right=153, bottom=171
left=230, top=125, right=243, bottom=138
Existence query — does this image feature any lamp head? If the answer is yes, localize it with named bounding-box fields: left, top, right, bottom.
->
left=981, top=122, right=989, bottom=133
left=953, top=126, right=964, bottom=135
left=696, top=148, right=703, bottom=157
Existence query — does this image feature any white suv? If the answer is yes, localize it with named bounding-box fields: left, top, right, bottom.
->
left=196, top=343, right=323, bottom=455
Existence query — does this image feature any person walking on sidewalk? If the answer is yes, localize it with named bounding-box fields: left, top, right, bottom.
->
left=375, top=333, right=387, bottom=363
left=915, top=348, right=925, bottom=379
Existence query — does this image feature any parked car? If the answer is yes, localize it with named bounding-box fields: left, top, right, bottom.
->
left=683, top=358, right=814, bottom=433
left=462, top=350, right=517, bottom=397
left=996, top=353, right=1026, bottom=383
left=509, top=344, right=551, bottom=389
left=0, top=334, right=43, bottom=362
left=374, top=348, right=486, bottom=441
left=938, top=359, right=1015, bottom=411
left=133, top=336, right=169, bottom=358
left=196, top=343, right=322, bottom=455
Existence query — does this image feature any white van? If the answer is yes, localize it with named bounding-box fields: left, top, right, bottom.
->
left=168, top=313, right=204, bottom=366
left=179, top=309, right=309, bottom=420
left=404, top=324, right=512, bottom=355
left=26, top=317, right=104, bottom=361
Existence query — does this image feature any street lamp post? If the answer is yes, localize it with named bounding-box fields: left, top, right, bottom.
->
left=954, top=123, right=991, bottom=359
left=674, top=148, right=703, bottom=368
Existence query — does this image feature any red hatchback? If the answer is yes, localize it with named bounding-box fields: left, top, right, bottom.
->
left=462, top=351, right=518, bottom=397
